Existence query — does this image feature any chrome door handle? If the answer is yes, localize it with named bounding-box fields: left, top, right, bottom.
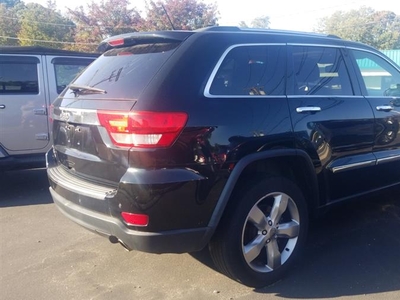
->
left=376, top=105, right=393, bottom=111
left=296, top=107, right=321, bottom=113
left=0, top=104, right=5, bottom=109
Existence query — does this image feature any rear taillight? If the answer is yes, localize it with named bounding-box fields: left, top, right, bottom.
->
left=97, top=111, right=188, bottom=148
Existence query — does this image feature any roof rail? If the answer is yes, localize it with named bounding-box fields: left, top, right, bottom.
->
left=195, top=26, right=341, bottom=39
left=195, top=26, right=241, bottom=32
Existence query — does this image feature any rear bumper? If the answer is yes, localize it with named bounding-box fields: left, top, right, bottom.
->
left=50, top=186, right=211, bottom=253
left=46, top=147, right=212, bottom=253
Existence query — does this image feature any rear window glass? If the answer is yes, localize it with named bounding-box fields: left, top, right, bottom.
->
left=65, top=43, right=179, bottom=99
left=291, top=46, right=353, bottom=96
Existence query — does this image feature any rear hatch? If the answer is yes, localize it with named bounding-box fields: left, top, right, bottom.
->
left=51, top=31, right=193, bottom=184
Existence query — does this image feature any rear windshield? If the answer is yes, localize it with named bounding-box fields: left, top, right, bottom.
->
left=63, top=42, right=179, bottom=100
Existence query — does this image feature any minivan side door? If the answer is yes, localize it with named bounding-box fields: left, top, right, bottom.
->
left=287, top=45, right=376, bottom=204
left=0, top=55, right=49, bottom=153
left=349, top=49, right=400, bottom=188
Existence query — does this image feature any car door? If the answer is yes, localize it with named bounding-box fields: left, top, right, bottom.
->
left=349, top=49, right=400, bottom=188
left=0, top=55, right=49, bottom=153
left=287, top=45, right=376, bottom=204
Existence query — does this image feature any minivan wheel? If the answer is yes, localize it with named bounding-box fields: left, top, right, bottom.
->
left=209, top=177, right=308, bottom=288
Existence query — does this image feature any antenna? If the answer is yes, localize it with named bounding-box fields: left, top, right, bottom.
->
left=161, top=4, right=175, bottom=30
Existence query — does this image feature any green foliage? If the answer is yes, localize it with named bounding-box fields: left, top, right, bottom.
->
left=17, top=3, right=74, bottom=49
left=0, top=4, right=17, bottom=45
left=142, top=0, right=219, bottom=31
left=0, top=0, right=220, bottom=50
left=0, top=1, right=24, bottom=45
left=316, top=6, right=400, bottom=50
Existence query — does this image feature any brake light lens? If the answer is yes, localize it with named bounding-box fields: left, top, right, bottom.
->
left=108, top=38, right=124, bottom=47
left=97, top=111, right=188, bottom=148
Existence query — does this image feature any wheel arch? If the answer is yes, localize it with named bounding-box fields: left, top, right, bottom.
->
left=207, top=149, right=319, bottom=232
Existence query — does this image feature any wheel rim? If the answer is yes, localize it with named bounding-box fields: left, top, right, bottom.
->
left=241, top=191, right=300, bottom=273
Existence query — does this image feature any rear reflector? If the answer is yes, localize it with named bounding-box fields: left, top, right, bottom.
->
left=121, top=212, right=149, bottom=227
left=97, top=111, right=188, bottom=148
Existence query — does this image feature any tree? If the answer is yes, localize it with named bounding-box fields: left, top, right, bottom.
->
left=17, top=3, right=74, bottom=49
left=250, top=15, right=270, bottom=29
left=142, top=0, right=218, bottom=31
left=0, top=0, right=25, bottom=46
left=316, top=6, right=400, bottom=50
left=238, top=15, right=270, bottom=29
left=67, top=0, right=144, bottom=52
left=0, top=3, right=21, bottom=45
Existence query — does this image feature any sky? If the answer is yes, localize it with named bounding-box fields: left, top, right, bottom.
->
left=27, top=0, right=400, bottom=32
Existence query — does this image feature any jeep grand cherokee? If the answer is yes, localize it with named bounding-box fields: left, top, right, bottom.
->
left=46, top=26, right=400, bottom=287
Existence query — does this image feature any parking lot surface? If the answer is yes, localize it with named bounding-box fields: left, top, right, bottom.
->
left=1, top=168, right=400, bottom=299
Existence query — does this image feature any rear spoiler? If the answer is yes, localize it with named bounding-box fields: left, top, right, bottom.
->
left=97, top=31, right=194, bottom=53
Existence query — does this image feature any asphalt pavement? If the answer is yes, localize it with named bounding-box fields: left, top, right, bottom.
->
left=1, top=168, right=400, bottom=299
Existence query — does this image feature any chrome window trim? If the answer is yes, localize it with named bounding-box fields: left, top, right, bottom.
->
left=288, top=95, right=364, bottom=99
left=204, top=43, right=286, bottom=99
left=204, top=94, right=287, bottom=99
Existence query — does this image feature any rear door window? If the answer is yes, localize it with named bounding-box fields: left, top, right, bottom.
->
left=64, top=43, right=180, bottom=100
left=291, top=46, right=353, bottom=96
left=207, top=45, right=286, bottom=96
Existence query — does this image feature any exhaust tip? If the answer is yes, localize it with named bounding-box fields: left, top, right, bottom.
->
left=109, top=235, right=132, bottom=251
left=109, top=235, right=119, bottom=244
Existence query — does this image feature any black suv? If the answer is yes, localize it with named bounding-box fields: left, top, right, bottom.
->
left=47, top=27, right=400, bottom=287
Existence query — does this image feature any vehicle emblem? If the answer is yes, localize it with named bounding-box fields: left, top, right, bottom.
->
left=60, top=111, right=71, bottom=121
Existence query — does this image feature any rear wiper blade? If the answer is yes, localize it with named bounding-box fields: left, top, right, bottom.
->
left=69, top=84, right=107, bottom=96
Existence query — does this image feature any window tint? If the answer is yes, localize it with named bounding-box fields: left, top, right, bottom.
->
left=351, top=50, right=400, bottom=97
left=209, top=45, right=286, bottom=96
left=54, top=64, right=88, bottom=94
left=0, top=62, right=39, bottom=94
left=292, top=46, right=353, bottom=96
left=65, top=43, right=179, bottom=100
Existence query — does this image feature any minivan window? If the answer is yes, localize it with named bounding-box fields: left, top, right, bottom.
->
left=291, top=46, right=353, bottom=96
left=209, top=45, right=286, bottom=96
left=0, top=62, right=39, bottom=94
left=351, top=50, right=400, bottom=97
left=63, top=43, right=180, bottom=100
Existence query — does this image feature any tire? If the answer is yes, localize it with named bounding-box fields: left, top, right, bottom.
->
left=209, top=177, right=308, bottom=288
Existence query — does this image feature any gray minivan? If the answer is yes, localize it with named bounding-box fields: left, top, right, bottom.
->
left=0, top=46, right=98, bottom=170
